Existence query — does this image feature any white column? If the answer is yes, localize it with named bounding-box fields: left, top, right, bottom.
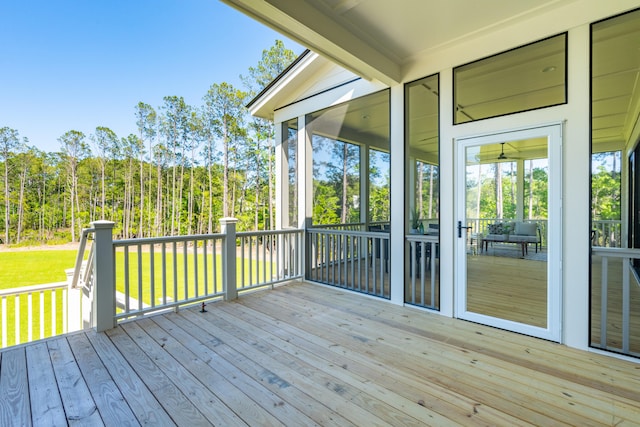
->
left=563, top=25, right=591, bottom=349
left=516, top=159, right=525, bottom=222
left=92, top=220, right=115, bottom=332
left=389, top=84, right=405, bottom=305
left=298, top=115, right=312, bottom=227
left=220, top=217, right=238, bottom=301
left=360, top=146, right=369, bottom=228
left=275, top=122, right=286, bottom=230
left=439, top=68, right=454, bottom=317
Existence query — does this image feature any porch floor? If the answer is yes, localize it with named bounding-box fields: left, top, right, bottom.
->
left=2, top=282, right=639, bottom=426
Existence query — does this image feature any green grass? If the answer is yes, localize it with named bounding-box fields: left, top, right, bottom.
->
left=0, top=251, right=79, bottom=289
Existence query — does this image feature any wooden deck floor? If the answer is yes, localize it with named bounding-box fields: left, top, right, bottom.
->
left=2, top=282, right=640, bottom=426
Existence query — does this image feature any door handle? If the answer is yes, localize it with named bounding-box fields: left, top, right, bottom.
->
left=457, top=221, right=472, bottom=238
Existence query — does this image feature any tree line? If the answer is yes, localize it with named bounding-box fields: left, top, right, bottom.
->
left=0, top=41, right=297, bottom=245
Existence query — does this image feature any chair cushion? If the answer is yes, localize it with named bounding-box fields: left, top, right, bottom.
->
left=514, top=222, right=537, bottom=236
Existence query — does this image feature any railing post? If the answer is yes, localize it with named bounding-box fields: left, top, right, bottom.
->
left=92, top=220, right=116, bottom=332
left=304, top=217, right=313, bottom=280
left=220, top=217, right=238, bottom=301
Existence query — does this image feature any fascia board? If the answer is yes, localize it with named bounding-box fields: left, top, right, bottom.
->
left=248, top=52, right=322, bottom=119
left=221, top=0, right=401, bottom=86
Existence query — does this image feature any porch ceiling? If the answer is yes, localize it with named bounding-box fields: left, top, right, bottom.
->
left=221, top=0, right=570, bottom=86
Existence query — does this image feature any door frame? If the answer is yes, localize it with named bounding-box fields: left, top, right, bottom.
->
left=454, top=123, right=563, bottom=342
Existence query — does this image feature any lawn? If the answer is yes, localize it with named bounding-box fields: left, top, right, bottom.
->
left=0, top=250, right=78, bottom=289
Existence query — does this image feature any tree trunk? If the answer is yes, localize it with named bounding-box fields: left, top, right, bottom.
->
left=4, top=160, right=10, bottom=244
left=341, top=144, right=348, bottom=223
left=417, top=163, right=424, bottom=219
left=495, top=163, right=503, bottom=219
left=268, top=136, right=274, bottom=230
left=528, top=161, right=534, bottom=219
left=207, top=148, right=213, bottom=233
left=428, top=164, right=435, bottom=219
left=17, top=167, right=26, bottom=243
left=223, top=118, right=229, bottom=218
left=139, top=151, right=144, bottom=238
left=475, top=164, right=482, bottom=221
left=171, top=155, right=177, bottom=235
left=156, top=163, right=162, bottom=236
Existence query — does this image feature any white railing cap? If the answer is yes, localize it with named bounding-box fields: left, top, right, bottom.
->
left=219, top=217, right=239, bottom=224
left=91, top=220, right=115, bottom=229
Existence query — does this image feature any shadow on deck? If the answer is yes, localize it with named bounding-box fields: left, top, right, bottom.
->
left=1, top=282, right=639, bottom=425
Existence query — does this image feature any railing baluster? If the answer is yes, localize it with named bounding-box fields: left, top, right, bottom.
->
left=600, top=256, right=608, bottom=348
left=249, top=235, right=253, bottom=287
left=183, top=242, right=188, bottom=300
left=2, top=296, right=6, bottom=347
left=162, top=242, right=167, bottom=305
left=241, top=236, right=246, bottom=289
left=269, top=234, right=274, bottom=282
left=39, top=291, right=44, bottom=339
left=262, top=234, right=266, bottom=284
left=150, top=244, right=155, bottom=307
left=193, top=240, right=198, bottom=298
left=213, top=238, right=218, bottom=294
left=15, top=294, right=20, bottom=345
left=203, top=240, right=208, bottom=296
left=124, top=246, right=130, bottom=313
left=172, top=241, right=178, bottom=304
left=365, top=236, right=370, bottom=293
left=379, top=236, right=384, bottom=296
left=410, top=241, right=416, bottom=304
left=62, top=287, right=67, bottom=334
left=337, top=234, right=342, bottom=286
left=51, top=290, right=56, bottom=337
left=137, top=244, right=143, bottom=311
left=27, top=292, right=33, bottom=342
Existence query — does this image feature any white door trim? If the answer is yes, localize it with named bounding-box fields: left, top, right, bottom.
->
left=454, top=123, right=563, bottom=342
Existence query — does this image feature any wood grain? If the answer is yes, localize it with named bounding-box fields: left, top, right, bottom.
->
left=1, top=281, right=639, bottom=426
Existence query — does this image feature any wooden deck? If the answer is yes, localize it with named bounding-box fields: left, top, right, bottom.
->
left=1, top=282, right=640, bottom=426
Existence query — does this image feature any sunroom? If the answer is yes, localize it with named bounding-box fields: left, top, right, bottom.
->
left=238, top=0, right=640, bottom=359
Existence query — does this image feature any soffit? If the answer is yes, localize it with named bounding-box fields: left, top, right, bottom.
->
left=222, top=0, right=572, bottom=85
left=592, top=10, right=640, bottom=150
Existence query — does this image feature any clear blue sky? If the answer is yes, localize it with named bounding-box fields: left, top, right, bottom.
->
left=0, top=0, right=303, bottom=153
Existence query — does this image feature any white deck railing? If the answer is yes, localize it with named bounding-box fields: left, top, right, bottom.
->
left=79, top=218, right=304, bottom=329
left=591, top=246, right=640, bottom=357
left=0, top=282, right=70, bottom=348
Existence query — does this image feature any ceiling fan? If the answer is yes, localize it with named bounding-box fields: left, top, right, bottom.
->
left=496, top=142, right=520, bottom=160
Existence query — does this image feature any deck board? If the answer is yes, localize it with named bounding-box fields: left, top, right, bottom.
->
left=1, top=281, right=639, bottom=426
left=48, top=337, right=104, bottom=425
left=25, top=342, right=67, bottom=426
left=0, top=348, right=31, bottom=426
